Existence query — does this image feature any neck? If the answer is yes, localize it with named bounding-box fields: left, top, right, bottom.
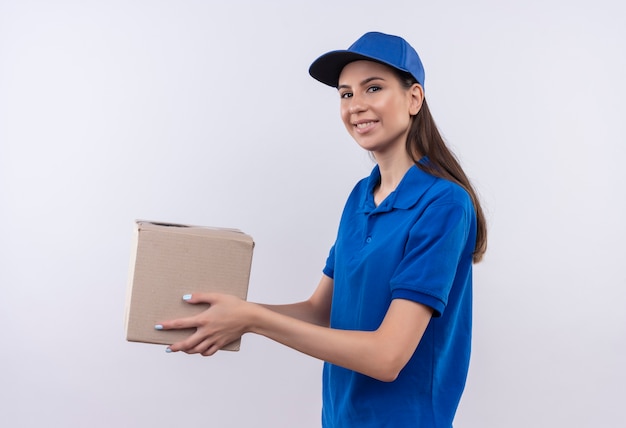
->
left=373, top=151, right=414, bottom=205
left=376, top=149, right=413, bottom=185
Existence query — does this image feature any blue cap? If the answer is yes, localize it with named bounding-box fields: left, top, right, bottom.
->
left=309, top=32, right=425, bottom=88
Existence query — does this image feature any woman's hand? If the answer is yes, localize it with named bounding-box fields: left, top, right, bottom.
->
left=156, top=293, right=253, bottom=356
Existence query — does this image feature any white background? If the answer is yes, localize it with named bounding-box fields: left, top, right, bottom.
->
left=1, top=1, right=625, bottom=427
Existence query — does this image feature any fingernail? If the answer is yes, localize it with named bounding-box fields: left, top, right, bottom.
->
left=165, top=347, right=172, bottom=353
left=154, top=324, right=163, bottom=330
left=182, top=294, right=192, bottom=301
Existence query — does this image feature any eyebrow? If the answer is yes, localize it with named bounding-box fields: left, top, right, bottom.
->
left=337, top=76, right=386, bottom=91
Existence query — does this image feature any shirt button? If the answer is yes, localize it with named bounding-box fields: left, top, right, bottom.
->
left=366, top=236, right=372, bottom=243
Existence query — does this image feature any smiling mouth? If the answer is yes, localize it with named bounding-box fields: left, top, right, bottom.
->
left=355, top=121, right=376, bottom=129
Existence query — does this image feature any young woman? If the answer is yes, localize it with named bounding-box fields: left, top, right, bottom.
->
left=157, top=32, right=487, bottom=427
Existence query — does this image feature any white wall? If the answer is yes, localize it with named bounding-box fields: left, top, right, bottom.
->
left=1, top=1, right=624, bottom=427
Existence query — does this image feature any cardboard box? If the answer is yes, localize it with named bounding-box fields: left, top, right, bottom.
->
left=125, top=220, right=254, bottom=351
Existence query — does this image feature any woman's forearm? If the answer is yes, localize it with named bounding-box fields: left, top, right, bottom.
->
left=258, top=274, right=333, bottom=327
left=259, top=301, right=329, bottom=327
left=247, top=299, right=432, bottom=382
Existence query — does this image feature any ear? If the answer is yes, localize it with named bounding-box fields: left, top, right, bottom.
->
left=408, top=83, right=424, bottom=116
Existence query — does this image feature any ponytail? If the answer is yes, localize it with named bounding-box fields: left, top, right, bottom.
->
left=398, top=72, right=487, bottom=262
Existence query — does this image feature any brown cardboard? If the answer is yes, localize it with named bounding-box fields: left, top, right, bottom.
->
left=125, top=220, right=254, bottom=351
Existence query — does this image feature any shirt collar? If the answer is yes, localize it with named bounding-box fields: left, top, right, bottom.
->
left=360, top=161, right=437, bottom=214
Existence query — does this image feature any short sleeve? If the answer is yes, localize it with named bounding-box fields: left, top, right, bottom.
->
left=390, top=201, right=473, bottom=317
left=323, top=244, right=336, bottom=279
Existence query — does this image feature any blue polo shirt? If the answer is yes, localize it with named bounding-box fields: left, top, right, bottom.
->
left=322, top=163, right=476, bottom=428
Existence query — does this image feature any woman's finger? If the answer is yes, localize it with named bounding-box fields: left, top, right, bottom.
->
left=191, top=337, right=218, bottom=355
left=168, top=330, right=212, bottom=353
left=201, top=344, right=220, bottom=357
left=155, top=315, right=197, bottom=331
left=181, top=292, right=217, bottom=305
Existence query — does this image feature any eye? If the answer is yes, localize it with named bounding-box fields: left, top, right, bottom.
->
left=340, top=91, right=353, bottom=99
left=367, top=85, right=382, bottom=93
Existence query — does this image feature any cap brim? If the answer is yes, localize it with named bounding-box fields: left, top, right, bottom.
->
left=308, top=50, right=381, bottom=88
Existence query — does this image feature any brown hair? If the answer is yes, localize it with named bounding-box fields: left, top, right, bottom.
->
left=399, top=73, right=487, bottom=262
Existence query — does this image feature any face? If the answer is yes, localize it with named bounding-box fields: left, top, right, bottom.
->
left=337, top=60, right=423, bottom=156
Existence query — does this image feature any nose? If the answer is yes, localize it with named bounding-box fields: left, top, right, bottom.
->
left=348, top=93, right=366, bottom=114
